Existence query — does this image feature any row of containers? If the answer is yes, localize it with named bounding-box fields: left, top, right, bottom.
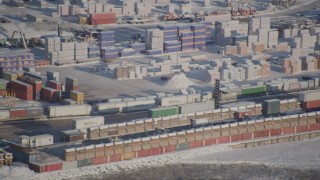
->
left=220, top=77, right=320, bottom=100
left=28, top=111, right=320, bottom=173
left=1, top=70, right=84, bottom=104
left=60, top=97, right=302, bottom=142
left=0, top=107, right=44, bottom=120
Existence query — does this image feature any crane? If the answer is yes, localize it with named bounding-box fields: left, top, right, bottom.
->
left=10, top=31, right=27, bottom=50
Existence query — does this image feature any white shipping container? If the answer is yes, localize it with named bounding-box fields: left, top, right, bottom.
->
left=73, top=116, right=104, bottom=129
left=299, top=90, right=320, bottom=102
left=48, top=104, right=92, bottom=117
left=0, top=110, right=10, bottom=120
left=160, top=95, right=188, bottom=107
left=191, top=118, right=209, bottom=126
left=178, top=101, right=215, bottom=114
left=96, top=102, right=126, bottom=111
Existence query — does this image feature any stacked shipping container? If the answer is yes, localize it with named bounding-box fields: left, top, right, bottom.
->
left=10, top=80, right=33, bottom=101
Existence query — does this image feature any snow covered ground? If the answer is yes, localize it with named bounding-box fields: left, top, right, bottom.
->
left=1, top=137, right=319, bottom=180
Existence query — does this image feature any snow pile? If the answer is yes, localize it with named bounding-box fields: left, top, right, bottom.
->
left=163, top=73, right=194, bottom=89
left=0, top=163, right=35, bottom=180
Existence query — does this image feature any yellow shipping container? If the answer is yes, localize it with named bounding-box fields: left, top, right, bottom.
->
left=70, top=90, right=84, bottom=103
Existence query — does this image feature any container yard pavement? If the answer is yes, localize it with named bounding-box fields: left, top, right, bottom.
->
left=31, top=137, right=320, bottom=180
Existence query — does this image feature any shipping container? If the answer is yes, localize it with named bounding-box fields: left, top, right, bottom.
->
left=176, top=143, right=188, bottom=151
left=26, top=107, right=43, bottom=117
left=241, top=86, right=267, bottom=96
left=62, top=161, right=77, bottom=170
left=191, top=118, right=209, bottom=127
left=178, top=101, right=214, bottom=114
left=301, top=100, right=320, bottom=110
left=149, top=106, right=179, bottom=118
left=262, top=99, right=280, bottom=116
left=160, top=95, right=188, bottom=107
left=47, top=104, right=92, bottom=118
left=0, top=110, right=10, bottom=120
left=234, top=109, right=252, bottom=120
left=299, top=90, right=320, bottom=102
left=10, top=108, right=27, bottom=118
left=77, top=159, right=92, bottom=167
left=70, top=90, right=84, bottom=103
left=73, top=116, right=104, bottom=129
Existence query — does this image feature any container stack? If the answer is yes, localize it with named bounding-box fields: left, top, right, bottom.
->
left=46, top=71, right=59, bottom=81
left=10, top=80, right=33, bottom=101
left=98, top=31, right=115, bottom=54
left=2, top=72, right=18, bottom=81
left=70, top=90, right=84, bottom=104
left=0, top=50, right=35, bottom=73
left=90, top=13, right=116, bottom=25
left=191, top=24, right=206, bottom=49
left=164, top=41, right=181, bottom=53
left=268, top=30, right=279, bottom=48
left=180, top=31, right=194, bottom=52
left=45, top=37, right=61, bottom=53
left=145, top=29, right=164, bottom=51
left=42, top=87, right=61, bottom=103
left=75, top=43, right=88, bottom=62
left=100, top=47, right=118, bottom=59
left=158, top=24, right=178, bottom=42
left=57, top=42, right=75, bottom=65
left=87, top=45, right=100, bottom=59
left=19, top=76, right=42, bottom=101
left=201, top=21, right=212, bottom=39
left=128, top=43, right=145, bottom=54
left=65, top=77, right=79, bottom=97
left=262, top=99, right=280, bottom=117
left=299, top=90, right=320, bottom=110
left=48, top=80, right=62, bottom=91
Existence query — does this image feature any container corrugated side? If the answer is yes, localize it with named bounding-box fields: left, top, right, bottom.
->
left=178, top=101, right=214, bottom=114
left=299, top=90, right=320, bottom=102
left=48, top=104, right=92, bottom=118
left=160, top=95, right=188, bottom=107
left=0, top=110, right=10, bottom=120
left=73, top=116, right=104, bottom=129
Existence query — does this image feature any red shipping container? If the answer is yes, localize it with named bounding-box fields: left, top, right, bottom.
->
left=242, top=133, right=252, bottom=140
left=231, top=134, right=243, bottom=142
left=150, top=147, right=163, bottom=155
left=301, top=100, right=320, bottom=109
left=48, top=80, right=62, bottom=91
left=296, top=125, right=308, bottom=133
left=164, top=145, right=176, bottom=153
left=90, top=13, right=116, bottom=25
left=10, top=80, right=33, bottom=101
left=282, top=127, right=295, bottom=135
left=217, top=136, right=230, bottom=144
left=28, top=163, right=46, bottom=173
left=137, top=149, right=150, bottom=158
left=108, top=154, right=121, bottom=163
left=10, top=108, right=27, bottom=118
left=308, top=124, right=320, bottom=131
left=42, top=87, right=61, bottom=102
left=46, top=163, right=62, bottom=172
left=253, top=130, right=269, bottom=138
left=269, top=129, right=281, bottom=136
left=234, top=109, right=252, bottom=119
left=188, top=140, right=203, bottom=149
left=204, top=138, right=217, bottom=146
left=92, top=156, right=108, bottom=165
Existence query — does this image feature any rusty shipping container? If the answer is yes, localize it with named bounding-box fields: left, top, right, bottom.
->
left=301, top=100, right=320, bottom=109
left=10, top=80, right=33, bottom=101
left=10, top=108, right=28, bottom=118
left=90, top=13, right=116, bottom=25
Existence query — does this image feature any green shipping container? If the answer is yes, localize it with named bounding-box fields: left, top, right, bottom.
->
left=241, top=86, right=267, bottom=96
left=149, top=106, right=179, bottom=118
left=176, top=143, right=188, bottom=151
left=77, top=159, right=92, bottom=167
left=262, top=99, right=280, bottom=116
